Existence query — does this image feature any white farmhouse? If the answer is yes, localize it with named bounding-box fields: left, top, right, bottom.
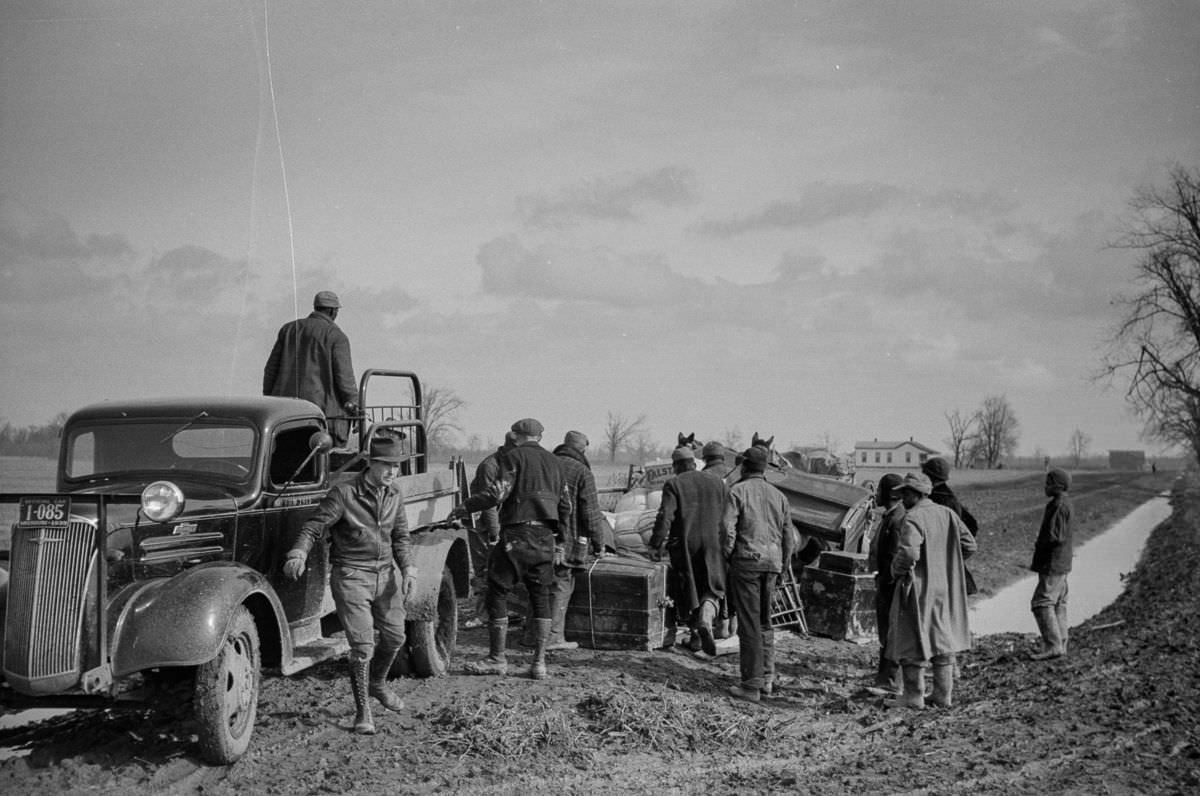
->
left=852, top=438, right=940, bottom=486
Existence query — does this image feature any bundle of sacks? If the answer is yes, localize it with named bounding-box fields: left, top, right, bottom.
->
left=603, top=487, right=661, bottom=557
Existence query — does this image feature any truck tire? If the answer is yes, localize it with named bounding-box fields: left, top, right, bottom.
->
left=194, top=605, right=260, bottom=764
left=407, top=565, right=457, bottom=677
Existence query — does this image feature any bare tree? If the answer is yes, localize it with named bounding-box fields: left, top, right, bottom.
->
left=602, top=411, right=648, bottom=463
left=629, top=431, right=662, bottom=463
left=971, top=395, right=1019, bottom=469
left=1102, top=164, right=1200, bottom=466
left=422, top=384, right=466, bottom=453
left=1067, top=428, right=1092, bottom=468
left=943, top=409, right=975, bottom=468
left=721, top=427, right=744, bottom=449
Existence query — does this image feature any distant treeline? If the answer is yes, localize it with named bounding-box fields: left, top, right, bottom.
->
left=0, top=414, right=66, bottom=458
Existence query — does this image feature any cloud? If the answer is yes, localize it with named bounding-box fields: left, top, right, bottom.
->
left=516, top=166, right=698, bottom=229
left=695, top=182, right=904, bottom=237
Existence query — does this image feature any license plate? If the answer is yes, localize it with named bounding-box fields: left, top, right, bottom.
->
left=18, top=496, right=71, bottom=526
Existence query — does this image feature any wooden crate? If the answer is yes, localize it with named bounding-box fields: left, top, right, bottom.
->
left=565, top=556, right=676, bottom=651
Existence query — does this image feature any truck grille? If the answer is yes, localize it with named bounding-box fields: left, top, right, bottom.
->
left=3, top=519, right=97, bottom=693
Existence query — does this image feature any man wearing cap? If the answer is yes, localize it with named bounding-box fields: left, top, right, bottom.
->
left=263, top=290, right=359, bottom=447
left=701, top=441, right=733, bottom=482
left=721, top=446, right=794, bottom=702
left=885, top=472, right=977, bottom=710
left=283, top=436, right=418, bottom=735
left=922, top=456, right=980, bottom=595
left=449, top=417, right=570, bottom=679
left=866, top=473, right=905, bottom=695
left=650, top=446, right=729, bottom=657
left=1028, top=468, right=1074, bottom=661
left=462, top=431, right=518, bottom=628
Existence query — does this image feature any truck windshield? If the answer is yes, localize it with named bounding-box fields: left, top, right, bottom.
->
left=64, top=420, right=256, bottom=482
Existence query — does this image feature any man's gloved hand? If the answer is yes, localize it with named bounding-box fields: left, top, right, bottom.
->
left=402, top=567, right=418, bottom=596
left=343, top=400, right=361, bottom=416
left=447, top=505, right=469, bottom=522
left=554, top=545, right=566, bottom=567
left=283, top=551, right=307, bottom=580
left=649, top=546, right=664, bottom=563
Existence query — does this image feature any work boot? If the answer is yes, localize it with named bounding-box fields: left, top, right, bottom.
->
left=728, top=684, right=761, bottom=703
left=1029, top=607, right=1064, bottom=660
left=1055, top=603, right=1069, bottom=654
left=884, top=665, right=926, bottom=710
left=368, top=648, right=405, bottom=712
left=547, top=589, right=578, bottom=651
left=464, top=618, right=509, bottom=675
left=930, top=661, right=954, bottom=708
left=530, top=618, right=552, bottom=680
left=869, top=657, right=901, bottom=696
left=348, top=656, right=375, bottom=735
left=695, top=600, right=717, bottom=657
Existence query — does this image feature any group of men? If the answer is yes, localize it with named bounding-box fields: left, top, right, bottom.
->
left=649, top=441, right=794, bottom=702
left=868, top=457, right=1074, bottom=709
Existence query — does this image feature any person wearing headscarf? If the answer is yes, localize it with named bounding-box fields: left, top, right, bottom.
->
left=885, top=472, right=977, bottom=710
left=1029, top=468, right=1074, bottom=660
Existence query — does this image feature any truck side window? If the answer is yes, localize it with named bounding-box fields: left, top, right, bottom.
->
left=269, top=426, right=322, bottom=488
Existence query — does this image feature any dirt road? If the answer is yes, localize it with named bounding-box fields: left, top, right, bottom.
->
left=1, top=469, right=1195, bottom=794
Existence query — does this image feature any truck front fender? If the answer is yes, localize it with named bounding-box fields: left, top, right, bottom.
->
left=405, top=526, right=470, bottom=622
left=110, top=562, right=290, bottom=677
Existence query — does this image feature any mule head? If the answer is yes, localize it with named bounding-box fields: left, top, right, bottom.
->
left=677, top=432, right=698, bottom=449
left=751, top=432, right=774, bottom=450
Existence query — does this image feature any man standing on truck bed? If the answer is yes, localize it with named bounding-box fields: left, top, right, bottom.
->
left=450, top=417, right=570, bottom=680
left=263, top=290, right=360, bottom=446
left=283, top=436, right=417, bottom=735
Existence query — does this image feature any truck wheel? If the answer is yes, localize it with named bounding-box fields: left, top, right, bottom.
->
left=407, top=566, right=457, bottom=677
left=194, top=605, right=260, bottom=764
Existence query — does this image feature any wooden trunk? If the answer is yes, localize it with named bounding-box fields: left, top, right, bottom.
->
left=797, top=564, right=877, bottom=643
left=565, top=556, right=676, bottom=651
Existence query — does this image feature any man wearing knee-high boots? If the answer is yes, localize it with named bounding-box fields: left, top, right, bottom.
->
left=1029, top=469, right=1074, bottom=660
left=885, top=473, right=977, bottom=710
left=284, top=436, right=417, bottom=735
left=450, top=418, right=570, bottom=680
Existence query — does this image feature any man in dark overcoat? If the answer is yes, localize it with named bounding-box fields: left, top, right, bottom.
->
left=263, top=290, right=359, bottom=446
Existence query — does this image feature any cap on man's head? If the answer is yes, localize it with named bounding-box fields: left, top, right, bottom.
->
left=921, top=456, right=950, bottom=482
left=671, top=446, right=695, bottom=463
left=741, top=446, right=769, bottom=471
left=564, top=430, right=589, bottom=450
left=877, top=472, right=904, bottom=502
left=313, top=290, right=341, bottom=309
left=368, top=436, right=408, bottom=463
left=896, top=472, right=933, bottom=496
left=701, top=441, right=724, bottom=459
left=511, top=417, right=544, bottom=436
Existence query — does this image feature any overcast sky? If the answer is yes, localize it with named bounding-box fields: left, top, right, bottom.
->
left=2, top=1, right=1198, bottom=458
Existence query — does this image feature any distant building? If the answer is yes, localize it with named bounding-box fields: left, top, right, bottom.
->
left=852, top=438, right=939, bottom=486
left=1108, top=450, right=1147, bottom=471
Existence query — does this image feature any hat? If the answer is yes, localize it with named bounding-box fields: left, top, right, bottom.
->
left=564, top=430, right=589, bottom=450
left=896, top=472, right=933, bottom=496
left=921, top=457, right=950, bottom=482
left=701, top=441, right=724, bottom=459
left=1046, top=468, right=1071, bottom=492
left=877, top=472, right=903, bottom=503
left=671, top=446, right=695, bottom=463
left=368, top=436, right=408, bottom=463
left=741, top=446, right=769, bottom=471
left=511, top=417, right=544, bottom=436
left=313, top=290, right=341, bottom=309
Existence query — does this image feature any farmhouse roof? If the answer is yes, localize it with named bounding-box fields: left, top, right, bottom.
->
left=854, top=438, right=939, bottom=454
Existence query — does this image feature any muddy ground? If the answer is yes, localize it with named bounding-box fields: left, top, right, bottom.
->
left=1, top=469, right=1196, bottom=795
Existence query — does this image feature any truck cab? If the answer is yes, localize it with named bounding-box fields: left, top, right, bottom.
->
left=0, top=369, right=471, bottom=764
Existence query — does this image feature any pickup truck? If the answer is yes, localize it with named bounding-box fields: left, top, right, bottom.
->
left=0, top=369, right=472, bottom=763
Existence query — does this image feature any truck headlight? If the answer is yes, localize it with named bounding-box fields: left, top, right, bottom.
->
left=142, top=481, right=185, bottom=522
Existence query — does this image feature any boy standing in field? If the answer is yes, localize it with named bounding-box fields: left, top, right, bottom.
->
left=1029, top=468, right=1074, bottom=660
